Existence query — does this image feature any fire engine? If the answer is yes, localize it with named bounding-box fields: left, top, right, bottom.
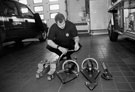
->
left=108, top=0, right=135, bottom=41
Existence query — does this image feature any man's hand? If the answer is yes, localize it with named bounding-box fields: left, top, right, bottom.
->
left=74, top=36, right=80, bottom=51
left=58, top=46, right=68, bottom=54
left=74, top=43, right=79, bottom=51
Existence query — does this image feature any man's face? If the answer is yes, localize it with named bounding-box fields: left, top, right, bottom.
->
left=57, top=20, right=65, bottom=29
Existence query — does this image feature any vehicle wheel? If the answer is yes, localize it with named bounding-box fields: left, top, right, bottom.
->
left=0, top=43, right=3, bottom=55
left=0, top=29, right=4, bottom=54
left=15, top=40, right=23, bottom=47
left=39, top=31, right=47, bottom=42
left=108, top=24, right=118, bottom=42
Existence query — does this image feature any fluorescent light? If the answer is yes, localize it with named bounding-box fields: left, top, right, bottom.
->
left=34, top=6, right=43, bottom=12
left=33, top=0, right=42, bottom=3
left=50, top=4, right=59, bottom=10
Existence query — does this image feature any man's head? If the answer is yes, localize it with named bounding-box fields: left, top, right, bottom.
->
left=55, top=13, right=66, bottom=29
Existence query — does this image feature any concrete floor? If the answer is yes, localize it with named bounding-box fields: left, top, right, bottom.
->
left=0, top=34, right=135, bottom=92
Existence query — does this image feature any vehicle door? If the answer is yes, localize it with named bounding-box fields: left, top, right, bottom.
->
left=3, top=1, right=25, bottom=39
left=17, top=2, right=36, bottom=37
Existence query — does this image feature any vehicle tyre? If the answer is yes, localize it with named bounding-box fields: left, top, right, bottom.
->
left=0, top=29, right=6, bottom=53
left=108, top=24, right=118, bottom=42
left=0, top=43, right=3, bottom=57
left=0, top=43, right=3, bottom=55
left=39, top=31, right=47, bottom=42
left=15, top=40, right=23, bottom=47
left=0, top=29, right=4, bottom=55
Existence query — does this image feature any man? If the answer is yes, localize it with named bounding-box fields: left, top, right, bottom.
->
left=46, top=13, right=81, bottom=80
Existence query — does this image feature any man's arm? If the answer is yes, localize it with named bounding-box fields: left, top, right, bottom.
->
left=74, top=36, right=80, bottom=51
left=47, top=39, right=58, bottom=49
left=47, top=39, right=68, bottom=54
left=74, top=36, right=79, bottom=44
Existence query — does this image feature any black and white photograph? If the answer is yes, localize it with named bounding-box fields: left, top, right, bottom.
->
left=0, top=0, right=135, bottom=92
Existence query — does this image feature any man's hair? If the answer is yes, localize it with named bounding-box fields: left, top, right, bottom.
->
left=55, top=13, right=65, bottom=23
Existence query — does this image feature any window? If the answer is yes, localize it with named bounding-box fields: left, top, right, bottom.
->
left=124, top=8, right=135, bottom=32
left=17, top=3, right=33, bottom=18
left=3, top=1, right=18, bottom=16
left=50, top=13, right=58, bottom=18
left=19, top=0, right=27, bottom=5
left=21, top=8, right=28, bottom=13
left=50, top=4, right=59, bottom=10
left=33, top=0, right=42, bottom=4
left=34, top=6, right=43, bottom=12
left=49, top=0, right=58, bottom=2
left=40, top=14, right=44, bottom=20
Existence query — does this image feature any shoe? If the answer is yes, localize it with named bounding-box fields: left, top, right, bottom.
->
left=36, top=72, right=43, bottom=79
left=47, top=74, right=54, bottom=81
left=36, top=73, right=40, bottom=79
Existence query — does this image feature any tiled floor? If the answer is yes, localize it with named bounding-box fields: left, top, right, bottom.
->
left=0, top=34, right=135, bottom=92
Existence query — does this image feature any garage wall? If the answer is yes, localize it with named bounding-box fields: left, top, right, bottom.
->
left=67, top=0, right=86, bottom=23
left=90, top=0, right=110, bottom=30
left=67, top=0, right=111, bottom=31
left=66, top=0, right=88, bottom=33
left=89, top=0, right=109, bottom=30
left=18, top=0, right=111, bottom=31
